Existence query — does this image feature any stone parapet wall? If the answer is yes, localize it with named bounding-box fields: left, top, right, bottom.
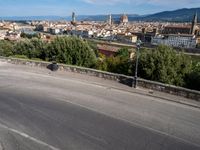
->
left=138, top=79, right=200, bottom=101
left=0, top=57, right=199, bottom=101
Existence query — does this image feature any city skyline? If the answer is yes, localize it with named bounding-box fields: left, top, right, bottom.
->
left=0, top=0, right=200, bottom=16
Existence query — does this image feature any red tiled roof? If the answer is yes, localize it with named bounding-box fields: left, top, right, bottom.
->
left=97, top=44, right=120, bottom=52
left=165, top=25, right=191, bottom=29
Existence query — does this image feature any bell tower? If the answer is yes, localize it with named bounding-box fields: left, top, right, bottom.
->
left=72, top=12, right=76, bottom=23
left=191, top=12, right=198, bottom=35
left=108, top=14, right=112, bottom=26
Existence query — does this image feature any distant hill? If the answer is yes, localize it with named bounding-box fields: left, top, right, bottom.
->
left=0, top=8, right=200, bottom=22
left=75, top=14, right=140, bottom=22
left=0, top=16, right=67, bottom=21
left=78, top=8, right=200, bottom=22
left=0, top=14, right=139, bottom=22
left=135, top=8, right=200, bottom=22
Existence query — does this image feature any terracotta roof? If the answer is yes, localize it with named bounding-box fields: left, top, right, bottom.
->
left=167, top=34, right=195, bottom=37
left=97, top=44, right=120, bottom=52
left=165, top=25, right=191, bottom=29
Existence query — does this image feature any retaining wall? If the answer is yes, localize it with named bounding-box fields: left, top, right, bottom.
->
left=1, top=57, right=199, bottom=101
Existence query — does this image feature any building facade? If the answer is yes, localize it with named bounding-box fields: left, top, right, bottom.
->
left=152, top=12, right=199, bottom=48
left=163, top=13, right=199, bottom=36
left=116, top=33, right=137, bottom=43
left=152, top=34, right=197, bottom=48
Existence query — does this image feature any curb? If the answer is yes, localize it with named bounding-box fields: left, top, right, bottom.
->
left=89, top=81, right=200, bottom=109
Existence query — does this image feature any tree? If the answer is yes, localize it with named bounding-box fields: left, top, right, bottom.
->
left=139, top=45, right=192, bottom=86
left=87, top=40, right=98, bottom=57
left=21, top=32, right=40, bottom=39
left=95, top=53, right=108, bottom=71
left=47, top=36, right=96, bottom=67
left=30, top=38, right=47, bottom=60
left=95, top=47, right=133, bottom=75
left=13, top=39, right=34, bottom=58
left=185, top=62, right=200, bottom=91
left=0, top=40, right=14, bottom=57
left=13, top=38, right=47, bottom=60
left=115, top=47, right=130, bottom=59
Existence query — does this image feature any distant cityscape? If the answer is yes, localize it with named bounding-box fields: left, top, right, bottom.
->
left=1, top=1, right=200, bottom=149
left=0, top=8, right=200, bottom=55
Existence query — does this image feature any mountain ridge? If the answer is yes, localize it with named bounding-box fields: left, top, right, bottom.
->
left=0, top=8, right=199, bottom=22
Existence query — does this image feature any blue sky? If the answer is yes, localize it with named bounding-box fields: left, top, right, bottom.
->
left=0, top=0, right=200, bottom=16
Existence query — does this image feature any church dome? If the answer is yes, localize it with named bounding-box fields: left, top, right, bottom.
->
left=120, top=14, right=128, bottom=23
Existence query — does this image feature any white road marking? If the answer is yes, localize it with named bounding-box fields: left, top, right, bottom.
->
left=0, top=142, right=3, bottom=150
left=0, top=123, right=60, bottom=150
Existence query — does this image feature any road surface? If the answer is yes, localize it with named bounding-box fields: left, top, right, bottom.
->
left=0, top=62, right=200, bottom=150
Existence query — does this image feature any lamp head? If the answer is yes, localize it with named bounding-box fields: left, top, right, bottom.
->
left=136, top=40, right=142, bottom=48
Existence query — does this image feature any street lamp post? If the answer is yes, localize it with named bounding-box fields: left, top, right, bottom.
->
left=133, top=40, right=142, bottom=88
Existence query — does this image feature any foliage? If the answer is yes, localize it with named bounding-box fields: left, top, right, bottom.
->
left=95, top=53, right=108, bottom=71
left=139, top=45, right=192, bottom=86
left=185, top=62, right=200, bottom=90
left=1, top=37, right=97, bottom=68
left=12, top=55, right=28, bottom=59
left=190, top=55, right=200, bottom=63
left=87, top=40, right=98, bottom=57
left=96, top=47, right=133, bottom=75
left=106, top=56, right=132, bottom=75
left=21, top=32, right=40, bottom=39
left=0, top=40, right=14, bottom=57
left=47, top=36, right=96, bottom=67
left=115, top=47, right=130, bottom=59
left=30, top=58, right=43, bottom=61
left=0, top=38, right=199, bottom=91
left=12, top=38, right=47, bottom=59
left=30, top=38, right=47, bottom=60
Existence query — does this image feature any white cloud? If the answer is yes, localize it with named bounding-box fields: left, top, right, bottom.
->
left=82, top=0, right=200, bottom=6
left=146, top=0, right=200, bottom=6
left=82, top=0, right=130, bottom=5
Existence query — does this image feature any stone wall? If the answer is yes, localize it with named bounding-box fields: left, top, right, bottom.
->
left=0, top=57, right=200, bottom=101
left=138, top=79, right=200, bottom=101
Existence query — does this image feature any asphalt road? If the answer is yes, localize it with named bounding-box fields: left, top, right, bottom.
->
left=0, top=62, right=200, bottom=150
